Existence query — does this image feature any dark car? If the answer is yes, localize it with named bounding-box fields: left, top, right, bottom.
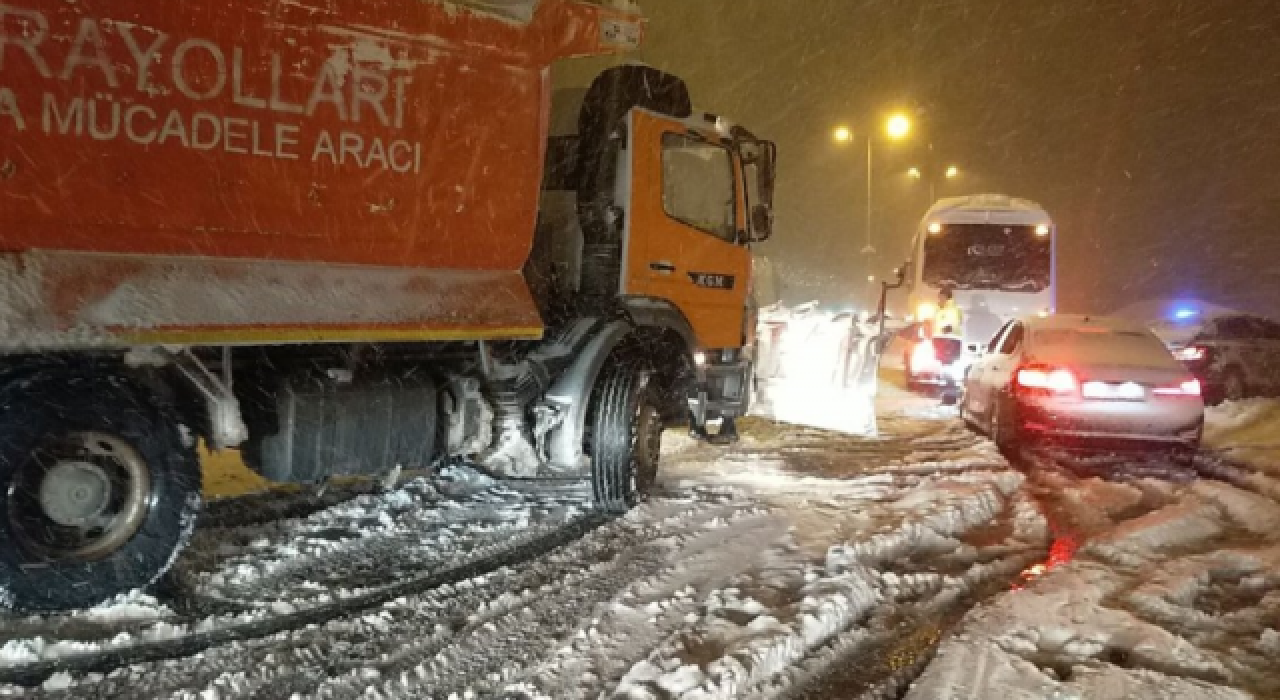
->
left=1156, top=313, right=1280, bottom=404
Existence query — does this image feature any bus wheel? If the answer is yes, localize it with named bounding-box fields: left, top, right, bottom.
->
left=0, top=371, right=201, bottom=611
left=588, top=364, right=662, bottom=513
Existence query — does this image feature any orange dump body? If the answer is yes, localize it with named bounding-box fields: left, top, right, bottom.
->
left=0, top=0, right=643, bottom=347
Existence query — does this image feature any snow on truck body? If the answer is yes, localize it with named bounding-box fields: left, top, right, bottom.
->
left=0, top=0, right=776, bottom=611
left=0, top=0, right=646, bottom=345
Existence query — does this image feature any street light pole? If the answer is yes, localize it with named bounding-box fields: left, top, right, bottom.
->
left=864, top=137, right=875, bottom=254
left=836, top=115, right=911, bottom=257
left=927, top=142, right=936, bottom=204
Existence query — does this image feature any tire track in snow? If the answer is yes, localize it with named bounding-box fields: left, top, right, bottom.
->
left=14, top=497, right=748, bottom=698
left=0, top=509, right=604, bottom=690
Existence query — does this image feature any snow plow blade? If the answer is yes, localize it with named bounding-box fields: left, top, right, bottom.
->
left=752, top=304, right=881, bottom=436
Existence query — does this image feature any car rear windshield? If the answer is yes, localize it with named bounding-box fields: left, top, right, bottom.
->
left=1032, top=328, right=1180, bottom=368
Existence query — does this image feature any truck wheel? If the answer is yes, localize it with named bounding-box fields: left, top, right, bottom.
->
left=0, top=372, right=201, bottom=611
left=588, top=364, right=662, bottom=513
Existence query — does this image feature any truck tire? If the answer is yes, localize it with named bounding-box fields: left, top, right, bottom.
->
left=0, top=372, right=201, bottom=611
left=588, top=364, right=662, bottom=513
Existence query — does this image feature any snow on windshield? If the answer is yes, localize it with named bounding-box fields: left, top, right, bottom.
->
left=922, top=224, right=1051, bottom=293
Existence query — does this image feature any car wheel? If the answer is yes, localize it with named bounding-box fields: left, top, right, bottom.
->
left=960, top=391, right=981, bottom=432
left=1221, top=368, right=1247, bottom=403
left=1171, top=446, right=1198, bottom=467
left=990, top=396, right=1018, bottom=455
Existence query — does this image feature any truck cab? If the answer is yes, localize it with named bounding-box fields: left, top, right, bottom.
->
left=535, top=65, right=776, bottom=435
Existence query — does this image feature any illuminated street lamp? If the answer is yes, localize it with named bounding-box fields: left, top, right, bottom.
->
left=835, top=114, right=914, bottom=256
left=887, top=114, right=911, bottom=141
left=907, top=163, right=963, bottom=202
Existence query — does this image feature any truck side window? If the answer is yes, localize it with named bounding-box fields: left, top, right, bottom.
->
left=662, top=132, right=737, bottom=242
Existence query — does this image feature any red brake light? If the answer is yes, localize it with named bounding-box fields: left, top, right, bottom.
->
left=1175, top=346, right=1207, bottom=362
left=1154, top=379, right=1201, bottom=397
left=1017, top=366, right=1078, bottom=395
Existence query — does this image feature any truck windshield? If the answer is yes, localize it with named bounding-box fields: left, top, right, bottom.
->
left=922, top=224, right=1051, bottom=292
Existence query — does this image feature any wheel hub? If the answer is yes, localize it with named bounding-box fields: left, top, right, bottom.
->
left=38, top=460, right=112, bottom=527
left=11, top=431, right=153, bottom=562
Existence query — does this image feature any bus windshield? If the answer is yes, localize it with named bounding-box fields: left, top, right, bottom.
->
left=922, top=224, right=1051, bottom=292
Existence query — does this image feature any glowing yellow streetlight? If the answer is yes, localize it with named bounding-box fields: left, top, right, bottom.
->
left=886, top=114, right=911, bottom=140
left=907, top=167, right=923, bottom=179
left=833, top=115, right=911, bottom=255
left=945, top=165, right=960, bottom=179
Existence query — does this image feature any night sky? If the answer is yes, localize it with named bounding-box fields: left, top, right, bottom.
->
left=557, top=0, right=1280, bottom=315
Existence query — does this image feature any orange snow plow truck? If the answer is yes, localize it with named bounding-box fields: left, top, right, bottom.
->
left=0, top=0, right=775, bottom=610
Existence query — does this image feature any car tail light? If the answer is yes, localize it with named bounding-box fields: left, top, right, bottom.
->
left=1154, top=379, right=1202, bottom=397
left=1175, top=346, right=1207, bottom=362
left=1016, top=365, right=1078, bottom=395
left=911, top=340, right=941, bottom=372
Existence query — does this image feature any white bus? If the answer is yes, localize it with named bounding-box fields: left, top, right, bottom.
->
left=906, top=194, right=1057, bottom=349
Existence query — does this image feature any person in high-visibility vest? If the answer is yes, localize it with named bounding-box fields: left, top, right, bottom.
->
left=934, top=287, right=963, bottom=337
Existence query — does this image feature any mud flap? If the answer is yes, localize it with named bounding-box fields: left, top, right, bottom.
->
left=751, top=304, right=879, bottom=437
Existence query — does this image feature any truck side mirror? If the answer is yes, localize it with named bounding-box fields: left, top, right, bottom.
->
left=748, top=204, right=773, bottom=242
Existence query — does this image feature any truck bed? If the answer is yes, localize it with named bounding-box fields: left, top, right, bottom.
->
left=0, top=0, right=642, bottom=348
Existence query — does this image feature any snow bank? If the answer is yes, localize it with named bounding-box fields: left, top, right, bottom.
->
left=1205, top=399, right=1280, bottom=476
left=912, top=472, right=1280, bottom=700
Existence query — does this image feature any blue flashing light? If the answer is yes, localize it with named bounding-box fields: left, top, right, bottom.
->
left=1173, top=308, right=1199, bottom=321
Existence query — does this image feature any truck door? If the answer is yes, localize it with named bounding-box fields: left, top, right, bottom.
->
left=623, top=110, right=752, bottom=350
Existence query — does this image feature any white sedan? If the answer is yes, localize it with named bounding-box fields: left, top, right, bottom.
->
left=962, top=314, right=1204, bottom=456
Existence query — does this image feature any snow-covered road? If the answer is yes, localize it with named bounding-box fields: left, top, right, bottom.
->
left=1, top=391, right=1277, bottom=699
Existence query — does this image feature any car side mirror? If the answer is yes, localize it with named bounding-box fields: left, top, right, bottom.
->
left=747, top=204, right=773, bottom=242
